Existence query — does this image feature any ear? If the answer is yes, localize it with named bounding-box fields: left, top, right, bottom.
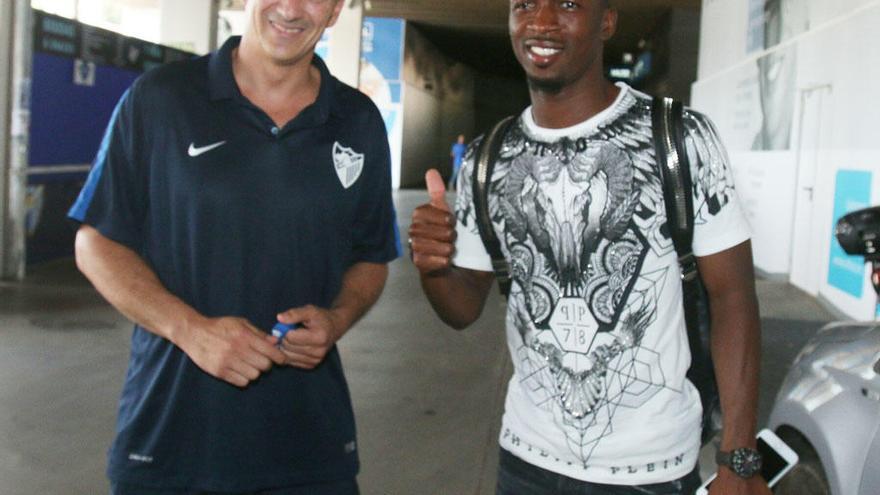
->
left=327, top=0, right=346, bottom=28
left=600, top=7, right=618, bottom=41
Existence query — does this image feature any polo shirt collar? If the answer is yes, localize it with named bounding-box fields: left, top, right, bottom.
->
left=208, top=36, right=337, bottom=126
left=208, top=36, right=240, bottom=101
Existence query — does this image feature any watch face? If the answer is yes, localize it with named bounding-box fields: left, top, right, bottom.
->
left=731, top=448, right=762, bottom=478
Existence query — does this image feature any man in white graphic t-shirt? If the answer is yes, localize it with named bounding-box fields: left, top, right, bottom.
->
left=408, top=1, right=770, bottom=494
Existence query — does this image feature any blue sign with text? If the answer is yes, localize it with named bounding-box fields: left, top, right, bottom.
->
left=827, top=170, right=873, bottom=298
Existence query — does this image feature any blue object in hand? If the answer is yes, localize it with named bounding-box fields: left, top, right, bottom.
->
left=271, top=322, right=298, bottom=344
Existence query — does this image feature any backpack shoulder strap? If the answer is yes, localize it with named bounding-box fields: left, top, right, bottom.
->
left=651, top=96, right=698, bottom=281
left=472, top=116, right=516, bottom=298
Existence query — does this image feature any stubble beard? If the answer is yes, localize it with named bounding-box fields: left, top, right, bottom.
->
left=527, top=75, right=566, bottom=95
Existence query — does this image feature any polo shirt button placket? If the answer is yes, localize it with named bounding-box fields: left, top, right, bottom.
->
left=271, top=126, right=280, bottom=137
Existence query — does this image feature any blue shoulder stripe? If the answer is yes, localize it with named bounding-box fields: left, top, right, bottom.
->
left=68, top=88, right=131, bottom=222
left=392, top=204, right=403, bottom=258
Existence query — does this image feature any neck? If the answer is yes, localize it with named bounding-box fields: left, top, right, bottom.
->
left=232, top=38, right=322, bottom=127
left=233, top=38, right=318, bottom=101
left=529, top=77, right=620, bottom=129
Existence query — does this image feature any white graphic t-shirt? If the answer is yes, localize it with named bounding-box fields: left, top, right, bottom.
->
left=452, top=84, right=751, bottom=485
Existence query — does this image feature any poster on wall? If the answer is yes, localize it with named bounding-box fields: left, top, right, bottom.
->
left=360, top=18, right=405, bottom=189
left=827, top=169, right=873, bottom=299
left=745, top=0, right=810, bottom=151
left=746, top=0, right=809, bottom=54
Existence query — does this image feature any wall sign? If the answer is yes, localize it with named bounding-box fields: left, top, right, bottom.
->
left=827, top=169, right=873, bottom=298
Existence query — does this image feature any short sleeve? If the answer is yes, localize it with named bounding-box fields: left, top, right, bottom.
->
left=67, top=86, right=148, bottom=252
left=451, top=140, right=493, bottom=272
left=684, top=110, right=752, bottom=257
left=350, top=109, right=401, bottom=264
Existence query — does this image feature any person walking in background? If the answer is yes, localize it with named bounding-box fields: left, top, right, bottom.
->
left=449, top=133, right=467, bottom=189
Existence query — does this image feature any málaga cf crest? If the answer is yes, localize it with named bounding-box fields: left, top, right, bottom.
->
left=333, top=142, right=364, bottom=189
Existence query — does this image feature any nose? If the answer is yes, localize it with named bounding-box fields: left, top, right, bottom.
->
left=527, top=2, right=560, bottom=34
left=274, top=0, right=304, bottom=20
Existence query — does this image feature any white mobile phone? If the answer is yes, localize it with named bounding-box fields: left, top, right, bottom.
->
left=695, top=428, right=799, bottom=495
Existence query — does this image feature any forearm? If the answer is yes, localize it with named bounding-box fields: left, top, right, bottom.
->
left=328, top=262, right=389, bottom=338
left=710, top=288, right=762, bottom=450
left=420, top=266, right=494, bottom=330
left=74, top=225, right=204, bottom=344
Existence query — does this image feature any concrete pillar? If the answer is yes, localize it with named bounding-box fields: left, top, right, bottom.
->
left=325, top=0, right=363, bottom=88
left=159, top=0, right=219, bottom=55
left=1, top=0, right=32, bottom=280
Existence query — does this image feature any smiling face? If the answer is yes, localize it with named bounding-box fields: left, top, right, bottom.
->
left=509, top=0, right=617, bottom=93
left=242, top=0, right=343, bottom=67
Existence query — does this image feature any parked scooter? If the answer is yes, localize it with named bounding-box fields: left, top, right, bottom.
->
left=768, top=206, right=880, bottom=495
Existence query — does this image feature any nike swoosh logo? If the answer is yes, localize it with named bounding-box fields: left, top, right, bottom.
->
left=188, top=141, right=227, bottom=157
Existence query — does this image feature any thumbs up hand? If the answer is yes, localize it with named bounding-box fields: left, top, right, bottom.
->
left=425, top=168, right=450, bottom=212
left=409, top=169, right=458, bottom=275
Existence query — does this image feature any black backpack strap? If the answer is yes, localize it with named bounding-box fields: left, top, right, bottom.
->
left=652, top=96, right=720, bottom=444
left=652, top=97, right=698, bottom=281
left=473, top=116, right=516, bottom=297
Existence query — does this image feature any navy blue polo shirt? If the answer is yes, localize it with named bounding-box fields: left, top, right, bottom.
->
left=69, top=36, right=400, bottom=491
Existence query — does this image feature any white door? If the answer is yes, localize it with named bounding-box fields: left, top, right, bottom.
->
left=789, top=86, right=832, bottom=295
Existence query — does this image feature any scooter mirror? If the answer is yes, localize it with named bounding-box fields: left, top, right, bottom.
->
left=835, top=206, right=880, bottom=259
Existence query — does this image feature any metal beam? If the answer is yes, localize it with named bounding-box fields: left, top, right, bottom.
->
left=2, top=0, right=32, bottom=280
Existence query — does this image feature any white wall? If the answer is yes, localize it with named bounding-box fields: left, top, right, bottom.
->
left=159, top=0, right=215, bottom=54
left=324, top=1, right=362, bottom=89
left=693, top=0, right=880, bottom=319
left=401, top=85, right=443, bottom=186
left=400, top=24, right=475, bottom=188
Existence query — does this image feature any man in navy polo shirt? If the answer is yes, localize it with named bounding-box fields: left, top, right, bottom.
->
left=68, top=0, right=399, bottom=493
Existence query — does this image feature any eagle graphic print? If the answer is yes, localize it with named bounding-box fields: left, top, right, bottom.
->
left=455, top=89, right=740, bottom=474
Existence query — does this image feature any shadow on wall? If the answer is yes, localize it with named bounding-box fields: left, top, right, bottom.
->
left=399, top=25, right=529, bottom=190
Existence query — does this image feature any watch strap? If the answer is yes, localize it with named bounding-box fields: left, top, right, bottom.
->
left=715, top=447, right=763, bottom=478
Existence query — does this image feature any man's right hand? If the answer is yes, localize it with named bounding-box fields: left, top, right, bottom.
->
left=175, top=316, right=287, bottom=388
left=409, top=169, right=457, bottom=275
left=74, top=225, right=287, bottom=388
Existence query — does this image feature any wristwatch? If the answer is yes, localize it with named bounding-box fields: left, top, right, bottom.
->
left=715, top=447, right=762, bottom=478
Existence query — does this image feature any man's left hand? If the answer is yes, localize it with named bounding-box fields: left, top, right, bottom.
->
left=708, top=469, right=772, bottom=495
left=276, top=305, right=346, bottom=369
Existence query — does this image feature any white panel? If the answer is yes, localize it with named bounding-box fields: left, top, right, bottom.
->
left=692, top=61, right=762, bottom=153
left=729, top=151, right=797, bottom=275
left=789, top=86, right=832, bottom=295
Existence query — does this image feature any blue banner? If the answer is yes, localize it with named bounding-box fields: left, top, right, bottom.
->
left=827, top=170, right=873, bottom=298
left=361, top=18, right=404, bottom=99
left=359, top=18, right=405, bottom=188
